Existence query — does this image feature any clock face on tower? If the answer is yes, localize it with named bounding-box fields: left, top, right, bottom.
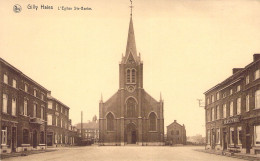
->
left=127, top=85, right=135, bottom=93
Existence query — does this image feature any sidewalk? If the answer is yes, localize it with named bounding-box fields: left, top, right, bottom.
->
left=1, top=149, right=56, bottom=160
left=195, top=149, right=260, bottom=161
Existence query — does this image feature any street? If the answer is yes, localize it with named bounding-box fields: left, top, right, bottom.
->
left=4, top=146, right=247, bottom=161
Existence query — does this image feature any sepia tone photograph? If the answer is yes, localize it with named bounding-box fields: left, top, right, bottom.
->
left=1, top=0, right=260, bottom=160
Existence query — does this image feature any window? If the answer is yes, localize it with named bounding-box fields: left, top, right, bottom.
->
left=149, top=112, right=157, bottom=131
left=41, top=107, right=44, bottom=120
left=255, top=69, right=260, bottom=80
left=33, top=104, right=37, bottom=118
left=207, top=130, right=210, bottom=144
left=48, top=101, right=52, bottom=109
left=12, top=79, right=17, bottom=88
left=237, top=85, right=241, bottom=92
left=246, top=95, right=250, bottom=112
left=255, top=90, right=260, bottom=109
left=55, top=133, right=57, bottom=144
left=34, top=89, right=37, bottom=97
left=216, top=92, right=219, bottom=100
left=23, top=129, right=29, bottom=144
left=211, top=95, right=214, bottom=103
left=211, top=107, right=215, bottom=121
left=61, top=118, right=63, bottom=127
left=2, top=94, right=8, bottom=113
left=132, top=69, right=136, bottom=83
left=237, top=127, right=242, bottom=145
left=41, top=93, right=44, bottom=100
left=126, top=98, right=136, bottom=117
left=24, top=99, right=28, bottom=116
left=56, top=104, right=58, bottom=111
left=106, top=112, right=114, bottom=131
left=230, top=89, right=233, bottom=95
left=223, top=104, right=227, bottom=118
left=207, top=109, right=210, bottom=122
left=25, top=84, right=28, bottom=92
left=230, top=127, right=235, bottom=145
left=47, top=114, right=52, bottom=125
left=255, top=125, right=260, bottom=145
left=40, top=131, right=44, bottom=144
left=56, top=117, right=58, bottom=126
left=237, top=98, right=241, bottom=115
left=216, top=128, right=220, bottom=144
left=207, top=98, right=210, bottom=105
left=216, top=106, right=220, bottom=120
left=127, top=69, right=131, bottom=83
left=223, top=92, right=226, bottom=98
left=230, top=101, right=233, bottom=117
left=1, top=127, right=7, bottom=145
left=3, top=74, right=8, bottom=84
left=246, top=75, right=249, bottom=85
left=61, top=134, right=63, bottom=144
left=12, top=98, right=17, bottom=116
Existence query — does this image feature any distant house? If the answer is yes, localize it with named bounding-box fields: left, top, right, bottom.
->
left=167, top=120, right=186, bottom=145
left=75, top=115, right=99, bottom=143
left=187, top=134, right=206, bottom=145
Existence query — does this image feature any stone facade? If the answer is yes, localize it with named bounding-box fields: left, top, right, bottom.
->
left=99, top=16, right=164, bottom=146
left=205, top=54, right=260, bottom=154
left=167, top=120, right=186, bottom=145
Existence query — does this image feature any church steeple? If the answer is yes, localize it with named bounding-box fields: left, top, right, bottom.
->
left=122, top=1, right=140, bottom=64
left=124, top=17, right=139, bottom=64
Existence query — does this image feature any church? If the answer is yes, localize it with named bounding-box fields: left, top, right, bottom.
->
left=99, top=11, right=164, bottom=146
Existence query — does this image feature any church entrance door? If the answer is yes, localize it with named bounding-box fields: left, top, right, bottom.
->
left=126, top=123, right=137, bottom=144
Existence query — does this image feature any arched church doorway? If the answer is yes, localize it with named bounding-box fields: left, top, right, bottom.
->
left=126, top=123, right=137, bottom=144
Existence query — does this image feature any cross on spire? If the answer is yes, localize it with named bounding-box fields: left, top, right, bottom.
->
left=130, top=0, right=134, bottom=17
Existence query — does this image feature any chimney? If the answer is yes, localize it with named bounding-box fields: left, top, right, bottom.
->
left=232, top=68, right=243, bottom=74
left=254, top=54, right=260, bottom=62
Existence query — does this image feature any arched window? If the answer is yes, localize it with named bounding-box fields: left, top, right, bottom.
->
left=23, top=129, right=29, bottom=144
left=127, top=69, right=131, bottom=83
left=149, top=112, right=157, bottom=131
left=131, top=69, right=136, bottom=83
left=255, top=90, right=260, bottom=109
left=127, top=98, right=136, bottom=117
left=107, top=113, right=114, bottom=131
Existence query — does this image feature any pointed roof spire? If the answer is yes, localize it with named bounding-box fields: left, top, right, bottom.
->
left=124, top=2, right=138, bottom=64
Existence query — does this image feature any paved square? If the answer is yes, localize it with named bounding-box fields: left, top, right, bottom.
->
left=4, top=146, right=246, bottom=161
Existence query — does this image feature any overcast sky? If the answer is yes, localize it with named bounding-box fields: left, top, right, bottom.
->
left=1, top=0, right=260, bottom=137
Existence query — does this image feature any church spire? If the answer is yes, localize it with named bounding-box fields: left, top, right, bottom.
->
left=124, top=1, right=139, bottom=64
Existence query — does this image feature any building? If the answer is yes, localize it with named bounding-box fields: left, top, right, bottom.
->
left=75, top=115, right=99, bottom=144
left=167, top=120, right=186, bottom=145
left=187, top=134, right=205, bottom=145
left=46, top=94, right=72, bottom=147
left=1, top=58, right=49, bottom=153
left=99, top=14, right=164, bottom=146
left=204, top=54, right=260, bottom=154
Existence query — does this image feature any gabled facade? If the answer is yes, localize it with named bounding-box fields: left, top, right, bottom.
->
left=99, top=15, right=164, bottom=146
left=167, top=120, right=186, bottom=145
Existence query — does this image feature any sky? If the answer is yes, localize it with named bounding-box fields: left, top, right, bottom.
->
left=1, top=0, right=260, bottom=137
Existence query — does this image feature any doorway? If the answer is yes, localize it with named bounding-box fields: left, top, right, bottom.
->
left=223, top=131, right=227, bottom=150
left=246, top=125, right=251, bottom=153
left=126, top=123, right=137, bottom=144
left=47, top=133, right=53, bottom=146
left=11, top=127, right=17, bottom=152
left=33, top=130, right=37, bottom=148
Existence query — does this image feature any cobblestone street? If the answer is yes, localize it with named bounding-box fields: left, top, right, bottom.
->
left=3, top=146, right=248, bottom=161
